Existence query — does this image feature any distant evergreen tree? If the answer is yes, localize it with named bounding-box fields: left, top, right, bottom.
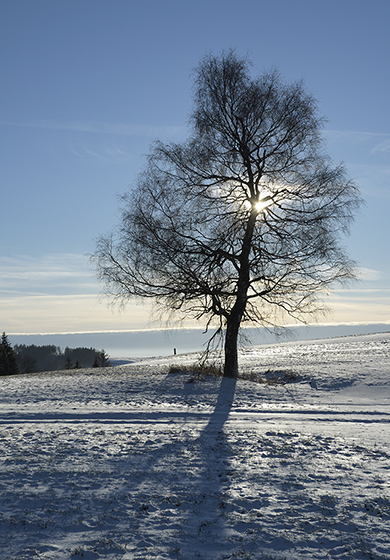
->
left=93, top=349, right=111, bottom=368
left=0, top=332, right=19, bottom=375
left=65, top=355, right=73, bottom=370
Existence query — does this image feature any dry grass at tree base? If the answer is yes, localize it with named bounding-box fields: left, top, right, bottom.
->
left=168, top=362, right=301, bottom=385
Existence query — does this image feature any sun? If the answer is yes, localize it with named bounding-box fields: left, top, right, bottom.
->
left=242, top=192, right=273, bottom=214
left=254, top=194, right=273, bottom=213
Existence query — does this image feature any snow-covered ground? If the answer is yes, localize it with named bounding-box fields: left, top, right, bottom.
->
left=1, top=333, right=389, bottom=559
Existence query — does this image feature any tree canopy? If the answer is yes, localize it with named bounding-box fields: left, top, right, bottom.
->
left=93, top=51, right=362, bottom=377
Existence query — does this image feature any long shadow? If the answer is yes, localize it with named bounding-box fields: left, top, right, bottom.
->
left=201, top=375, right=238, bottom=433
left=10, top=371, right=240, bottom=558
left=119, top=371, right=239, bottom=557
left=172, top=374, right=238, bottom=557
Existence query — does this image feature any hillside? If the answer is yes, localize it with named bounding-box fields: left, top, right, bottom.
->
left=0, top=333, right=389, bottom=559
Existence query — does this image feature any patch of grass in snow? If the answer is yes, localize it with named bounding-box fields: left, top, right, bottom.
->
left=168, top=362, right=301, bottom=385
left=245, top=368, right=301, bottom=384
left=168, top=362, right=223, bottom=380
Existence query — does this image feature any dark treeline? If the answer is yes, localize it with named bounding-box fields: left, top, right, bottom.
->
left=9, top=343, right=109, bottom=374
left=14, top=344, right=110, bottom=373
left=0, top=332, right=111, bottom=375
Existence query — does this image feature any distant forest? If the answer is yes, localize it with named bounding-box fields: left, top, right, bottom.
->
left=13, top=344, right=110, bottom=373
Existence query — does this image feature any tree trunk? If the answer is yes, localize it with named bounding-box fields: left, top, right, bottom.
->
left=223, top=209, right=257, bottom=378
left=223, top=310, right=241, bottom=378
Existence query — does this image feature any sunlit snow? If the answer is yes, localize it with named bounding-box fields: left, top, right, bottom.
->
left=1, top=333, right=389, bottom=559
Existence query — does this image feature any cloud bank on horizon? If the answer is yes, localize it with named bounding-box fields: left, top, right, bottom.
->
left=0, top=252, right=388, bottom=335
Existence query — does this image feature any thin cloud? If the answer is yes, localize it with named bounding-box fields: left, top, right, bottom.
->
left=371, top=138, right=390, bottom=157
left=357, top=267, right=383, bottom=281
left=0, top=253, right=90, bottom=277
left=325, top=129, right=390, bottom=162
left=69, top=141, right=136, bottom=161
left=334, top=288, right=390, bottom=294
left=324, top=129, right=390, bottom=199
left=0, top=119, right=186, bottom=138
left=325, top=129, right=390, bottom=143
left=1, top=293, right=152, bottom=334
left=0, top=253, right=97, bottom=295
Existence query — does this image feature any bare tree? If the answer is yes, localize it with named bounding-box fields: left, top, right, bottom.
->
left=93, top=51, right=361, bottom=377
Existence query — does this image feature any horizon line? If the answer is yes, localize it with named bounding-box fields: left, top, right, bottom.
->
left=8, top=321, right=390, bottom=337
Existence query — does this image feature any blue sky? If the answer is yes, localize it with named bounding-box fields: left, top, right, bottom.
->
left=1, top=0, right=389, bottom=336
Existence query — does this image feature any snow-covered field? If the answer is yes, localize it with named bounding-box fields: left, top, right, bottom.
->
left=1, top=333, right=389, bottom=559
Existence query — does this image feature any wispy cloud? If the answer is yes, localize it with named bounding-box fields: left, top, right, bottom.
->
left=357, top=267, right=383, bottom=281
left=325, top=129, right=390, bottom=161
left=0, top=253, right=96, bottom=296
left=0, top=252, right=156, bottom=334
left=324, top=129, right=390, bottom=198
left=371, top=138, right=390, bottom=157
left=325, top=284, right=390, bottom=323
left=69, top=140, right=137, bottom=161
left=0, top=119, right=186, bottom=139
left=325, top=128, right=390, bottom=143
left=1, top=293, right=152, bottom=334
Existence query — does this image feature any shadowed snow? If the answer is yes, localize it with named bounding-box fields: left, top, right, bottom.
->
left=0, top=333, right=389, bottom=559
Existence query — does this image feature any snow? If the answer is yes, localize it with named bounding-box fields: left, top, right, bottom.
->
left=1, top=333, right=389, bottom=559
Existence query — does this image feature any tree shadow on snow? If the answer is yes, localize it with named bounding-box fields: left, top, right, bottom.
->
left=182, top=375, right=238, bottom=556
left=123, top=372, right=238, bottom=557
left=3, top=372, right=239, bottom=558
